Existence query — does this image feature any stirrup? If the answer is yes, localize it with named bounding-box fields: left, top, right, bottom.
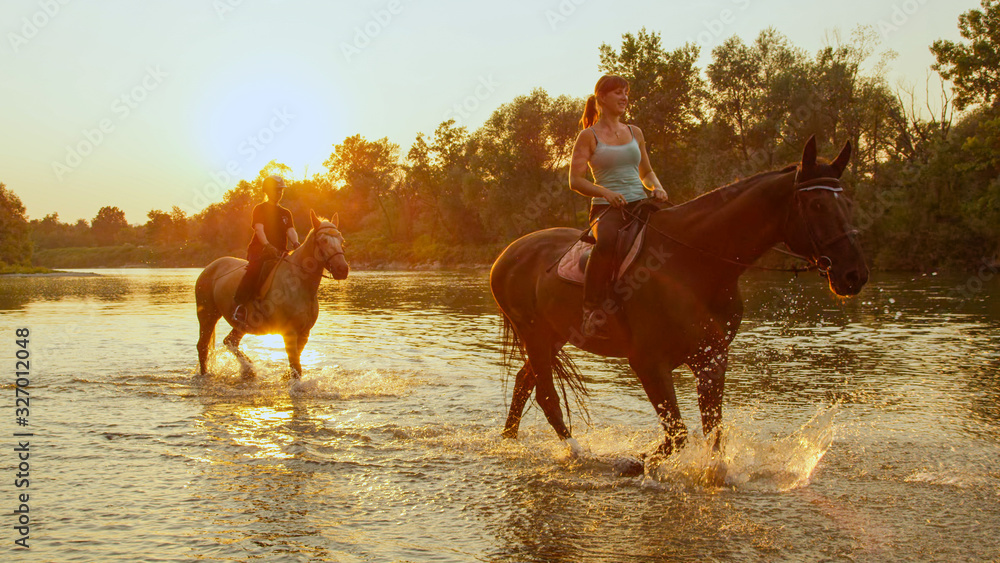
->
left=581, top=306, right=610, bottom=339
left=232, top=304, right=247, bottom=324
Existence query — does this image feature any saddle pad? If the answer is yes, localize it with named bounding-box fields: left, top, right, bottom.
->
left=557, top=228, right=646, bottom=285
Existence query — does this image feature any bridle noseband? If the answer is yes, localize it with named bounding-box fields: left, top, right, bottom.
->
left=785, top=177, right=859, bottom=276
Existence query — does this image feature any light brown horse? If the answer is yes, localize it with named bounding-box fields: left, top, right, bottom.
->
left=195, top=210, right=349, bottom=379
left=491, top=136, right=868, bottom=458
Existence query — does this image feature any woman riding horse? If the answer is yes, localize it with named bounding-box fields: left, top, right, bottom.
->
left=492, top=135, right=868, bottom=459
left=570, top=75, right=669, bottom=338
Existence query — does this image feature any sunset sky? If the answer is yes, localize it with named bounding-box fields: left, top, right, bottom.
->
left=0, top=0, right=982, bottom=224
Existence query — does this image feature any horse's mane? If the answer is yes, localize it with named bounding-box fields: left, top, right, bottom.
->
left=674, top=164, right=798, bottom=214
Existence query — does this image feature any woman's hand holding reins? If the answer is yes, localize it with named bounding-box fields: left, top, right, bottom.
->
left=604, top=189, right=628, bottom=208
left=651, top=187, right=669, bottom=203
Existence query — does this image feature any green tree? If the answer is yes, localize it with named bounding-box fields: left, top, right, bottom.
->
left=0, top=183, right=33, bottom=265
left=809, top=27, right=903, bottom=179
left=169, top=206, right=189, bottom=244
left=31, top=214, right=94, bottom=249
left=467, top=88, right=583, bottom=238
left=931, top=0, right=1000, bottom=110
left=324, top=135, right=401, bottom=234
left=145, top=209, right=173, bottom=246
left=707, top=29, right=809, bottom=173
left=404, top=120, right=480, bottom=241
left=91, top=206, right=129, bottom=246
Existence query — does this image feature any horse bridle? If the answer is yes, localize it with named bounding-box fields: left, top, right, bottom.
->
left=784, top=177, right=859, bottom=276
left=313, top=226, right=346, bottom=260
left=283, top=226, right=347, bottom=279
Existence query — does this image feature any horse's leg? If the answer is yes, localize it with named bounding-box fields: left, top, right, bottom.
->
left=283, top=332, right=307, bottom=380
left=629, top=353, right=687, bottom=456
left=524, top=334, right=582, bottom=455
left=688, top=344, right=728, bottom=448
left=196, top=308, right=220, bottom=376
left=502, top=363, right=536, bottom=439
left=223, top=328, right=254, bottom=378
left=195, top=273, right=220, bottom=376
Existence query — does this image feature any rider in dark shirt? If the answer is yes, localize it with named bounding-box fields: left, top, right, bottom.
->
left=233, top=175, right=300, bottom=323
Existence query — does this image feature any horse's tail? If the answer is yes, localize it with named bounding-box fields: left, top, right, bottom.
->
left=500, top=313, right=590, bottom=431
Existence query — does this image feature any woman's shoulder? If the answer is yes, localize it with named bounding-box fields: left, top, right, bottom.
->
left=574, top=128, right=599, bottom=146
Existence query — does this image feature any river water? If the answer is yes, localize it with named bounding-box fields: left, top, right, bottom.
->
left=1, top=268, right=998, bottom=562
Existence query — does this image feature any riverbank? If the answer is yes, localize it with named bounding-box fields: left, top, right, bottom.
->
left=31, top=239, right=506, bottom=271
left=28, top=241, right=1000, bottom=273
left=0, top=263, right=104, bottom=276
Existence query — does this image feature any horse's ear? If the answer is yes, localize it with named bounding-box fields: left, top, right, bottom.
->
left=310, top=209, right=320, bottom=231
left=331, top=212, right=339, bottom=228
left=832, top=140, right=852, bottom=176
left=801, top=135, right=817, bottom=168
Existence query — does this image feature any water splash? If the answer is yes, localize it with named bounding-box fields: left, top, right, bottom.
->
left=646, top=406, right=839, bottom=492
left=195, top=352, right=425, bottom=400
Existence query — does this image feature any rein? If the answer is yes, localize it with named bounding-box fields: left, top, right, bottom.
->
left=624, top=176, right=852, bottom=275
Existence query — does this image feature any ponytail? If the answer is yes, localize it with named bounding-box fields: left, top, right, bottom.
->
left=580, top=95, right=599, bottom=129
left=580, top=74, right=630, bottom=130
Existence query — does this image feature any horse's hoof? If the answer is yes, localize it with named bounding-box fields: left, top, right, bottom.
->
left=500, top=428, right=518, bottom=440
left=564, top=437, right=584, bottom=458
left=289, top=379, right=317, bottom=395
left=613, top=456, right=645, bottom=477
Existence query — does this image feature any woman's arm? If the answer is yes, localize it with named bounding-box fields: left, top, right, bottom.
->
left=569, top=130, right=627, bottom=208
left=633, top=126, right=668, bottom=202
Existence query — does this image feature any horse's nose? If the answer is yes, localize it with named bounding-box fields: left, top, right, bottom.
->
left=844, top=267, right=868, bottom=292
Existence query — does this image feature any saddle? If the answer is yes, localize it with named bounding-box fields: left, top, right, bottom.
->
left=253, top=257, right=283, bottom=300
left=557, top=201, right=659, bottom=286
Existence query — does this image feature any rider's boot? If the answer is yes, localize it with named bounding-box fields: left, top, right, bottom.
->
left=582, top=247, right=614, bottom=339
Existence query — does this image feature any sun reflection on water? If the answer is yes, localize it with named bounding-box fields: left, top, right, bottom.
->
left=227, top=405, right=295, bottom=460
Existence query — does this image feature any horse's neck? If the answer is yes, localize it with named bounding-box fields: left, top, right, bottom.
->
left=657, top=172, right=794, bottom=270
left=285, top=235, right=324, bottom=292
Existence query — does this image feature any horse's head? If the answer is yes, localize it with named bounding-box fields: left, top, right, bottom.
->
left=782, top=135, right=869, bottom=296
left=309, top=210, right=350, bottom=280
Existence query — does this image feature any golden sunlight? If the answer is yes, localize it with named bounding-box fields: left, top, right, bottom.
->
left=192, top=61, right=346, bottom=183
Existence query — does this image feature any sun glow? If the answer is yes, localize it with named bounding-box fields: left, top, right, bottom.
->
left=192, top=59, right=347, bottom=185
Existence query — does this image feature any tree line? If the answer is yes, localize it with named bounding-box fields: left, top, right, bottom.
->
left=3, top=2, right=998, bottom=271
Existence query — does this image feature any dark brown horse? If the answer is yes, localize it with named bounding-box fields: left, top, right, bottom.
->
left=491, top=136, right=868, bottom=458
left=195, top=210, right=349, bottom=379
